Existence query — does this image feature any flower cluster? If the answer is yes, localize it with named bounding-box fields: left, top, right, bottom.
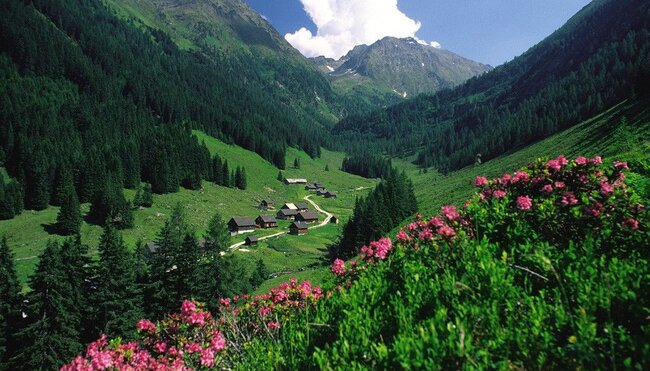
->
left=62, top=301, right=226, bottom=370
left=471, top=155, right=645, bottom=246
left=218, top=278, right=323, bottom=337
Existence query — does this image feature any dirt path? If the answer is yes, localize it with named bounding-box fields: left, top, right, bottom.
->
left=226, top=194, right=333, bottom=253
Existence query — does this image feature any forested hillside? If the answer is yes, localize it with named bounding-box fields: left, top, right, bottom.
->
left=334, top=0, right=650, bottom=173
left=0, top=0, right=338, bottom=220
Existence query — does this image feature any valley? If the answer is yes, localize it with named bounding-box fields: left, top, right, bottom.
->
left=0, top=0, right=648, bottom=369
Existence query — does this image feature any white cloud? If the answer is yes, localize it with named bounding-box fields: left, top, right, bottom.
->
left=430, top=41, right=441, bottom=49
left=285, top=0, right=439, bottom=59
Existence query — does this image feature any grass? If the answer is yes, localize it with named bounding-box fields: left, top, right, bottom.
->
left=0, top=131, right=375, bottom=290
left=396, top=98, right=650, bottom=217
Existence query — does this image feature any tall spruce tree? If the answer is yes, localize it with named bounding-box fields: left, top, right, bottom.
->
left=249, top=259, right=270, bottom=289
left=56, top=183, right=81, bottom=236
left=149, top=205, right=201, bottom=318
left=141, top=183, right=153, bottom=208
left=11, top=241, right=82, bottom=370
left=0, top=237, right=21, bottom=370
left=92, top=224, right=143, bottom=339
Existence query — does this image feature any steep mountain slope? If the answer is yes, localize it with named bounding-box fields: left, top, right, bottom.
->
left=312, top=37, right=491, bottom=100
left=106, top=0, right=339, bottom=126
left=334, top=0, right=650, bottom=173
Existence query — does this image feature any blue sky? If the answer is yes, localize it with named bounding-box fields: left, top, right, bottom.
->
left=243, top=0, right=591, bottom=66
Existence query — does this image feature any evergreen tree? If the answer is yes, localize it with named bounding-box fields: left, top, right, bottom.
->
left=89, top=176, right=133, bottom=229
left=234, top=166, right=247, bottom=190
left=0, top=179, right=23, bottom=220
left=212, top=156, right=223, bottom=186
left=277, top=171, right=284, bottom=182
left=59, top=237, right=94, bottom=344
left=50, top=165, right=73, bottom=207
left=56, top=184, right=81, bottom=236
left=249, top=259, right=270, bottom=289
left=132, top=187, right=143, bottom=208
left=293, top=157, right=300, bottom=169
left=0, top=237, right=21, bottom=370
left=205, top=212, right=231, bottom=254
left=325, top=164, right=330, bottom=171
left=149, top=205, right=202, bottom=318
left=92, top=224, right=143, bottom=339
left=221, top=161, right=230, bottom=187
left=11, top=241, right=82, bottom=370
left=141, top=183, right=153, bottom=208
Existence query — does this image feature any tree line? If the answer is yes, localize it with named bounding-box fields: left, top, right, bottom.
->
left=0, top=206, right=268, bottom=370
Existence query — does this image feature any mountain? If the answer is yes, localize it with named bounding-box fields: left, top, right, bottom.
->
left=334, top=0, right=650, bottom=173
left=311, top=37, right=491, bottom=106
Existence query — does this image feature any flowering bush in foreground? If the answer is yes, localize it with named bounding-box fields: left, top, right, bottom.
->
left=63, top=156, right=648, bottom=370
left=62, top=301, right=225, bottom=370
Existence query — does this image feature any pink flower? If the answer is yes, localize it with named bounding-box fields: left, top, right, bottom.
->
left=181, top=300, right=196, bottom=316
left=407, top=222, right=420, bottom=231
left=360, top=245, right=374, bottom=259
left=90, top=351, right=114, bottom=370
left=474, top=176, right=489, bottom=187
left=396, top=230, right=411, bottom=242
left=185, top=342, right=201, bottom=354
left=554, top=181, right=565, bottom=189
left=561, top=192, right=579, bottom=206
left=557, top=155, right=568, bottom=166
left=210, top=331, right=226, bottom=352
left=501, top=173, right=513, bottom=184
left=546, top=159, right=561, bottom=172
left=614, top=160, right=629, bottom=169
left=585, top=202, right=603, bottom=217
left=370, top=238, right=392, bottom=260
left=200, top=349, right=215, bottom=367
left=136, top=319, right=156, bottom=333
left=575, top=156, right=588, bottom=165
left=516, top=196, right=533, bottom=211
left=600, top=180, right=614, bottom=196
left=437, top=225, right=456, bottom=238
left=441, top=205, right=460, bottom=221
left=590, top=156, right=603, bottom=165
left=219, top=298, right=231, bottom=306
left=331, top=259, right=346, bottom=276
left=493, top=190, right=507, bottom=199
left=187, top=312, right=206, bottom=326
left=542, top=184, right=553, bottom=193
left=273, top=290, right=288, bottom=303
left=418, top=228, right=433, bottom=241
left=428, top=217, right=445, bottom=228
left=513, top=171, right=530, bottom=183
left=268, top=321, right=280, bottom=330
left=623, top=218, right=639, bottom=230
left=154, top=342, right=167, bottom=353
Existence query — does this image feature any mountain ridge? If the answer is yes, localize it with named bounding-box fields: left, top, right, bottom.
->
left=310, top=36, right=491, bottom=102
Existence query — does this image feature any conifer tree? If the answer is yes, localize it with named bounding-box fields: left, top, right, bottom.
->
left=212, top=156, right=223, bottom=185
left=205, top=212, right=231, bottom=255
left=56, top=184, right=81, bottom=236
left=277, top=171, right=284, bottom=182
left=294, top=157, right=300, bottom=169
left=325, top=164, right=330, bottom=171
left=11, top=241, right=82, bottom=370
left=221, top=161, right=230, bottom=187
left=92, top=224, right=143, bottom=339
left=149, top=205, right=202, bottom=317
left=141, top=183, right=153, bottom=208
left=132, top=187, right=143, bottom=208
left=0, top=236, right=21, bottom=369
left=51, top=165, right=73, bottom=207
left=249, top=259, right=270, bottom=289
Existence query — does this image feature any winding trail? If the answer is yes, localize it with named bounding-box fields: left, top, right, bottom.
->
left=225, top=194, right=333, bottom=253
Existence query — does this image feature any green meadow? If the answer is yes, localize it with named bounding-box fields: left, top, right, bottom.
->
left=0, top=131, right=376, bottom=290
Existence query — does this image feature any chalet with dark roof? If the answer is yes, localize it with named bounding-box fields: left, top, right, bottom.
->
left=228, top=217, right=256, bottom=235
left=289, top=221, right=309, bottom=235
left=259, top=199, right=274, bottom=210
left=256, top=215, right=278, bottom=229
left=245, top=236, right=258, bottom=246
left=144, top=242, right=160, bottom=260
left=305, top=183, right=318, bottom=191
left=324, top=191, right=337, bottom=199
left=295, top=202, right=309, bottom=212
left=316, top=188, right=327, bottom=196
left=277, top=209, right=298, bottom=220
left=296, top=211, right=319, bottom=223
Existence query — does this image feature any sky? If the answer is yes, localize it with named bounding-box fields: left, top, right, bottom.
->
left=243, top=0, right=592, bottom=66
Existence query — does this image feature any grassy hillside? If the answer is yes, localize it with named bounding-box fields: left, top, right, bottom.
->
left=0, top=131, right=376, bottom=289
left=400, top=98, right=650, bottom=216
